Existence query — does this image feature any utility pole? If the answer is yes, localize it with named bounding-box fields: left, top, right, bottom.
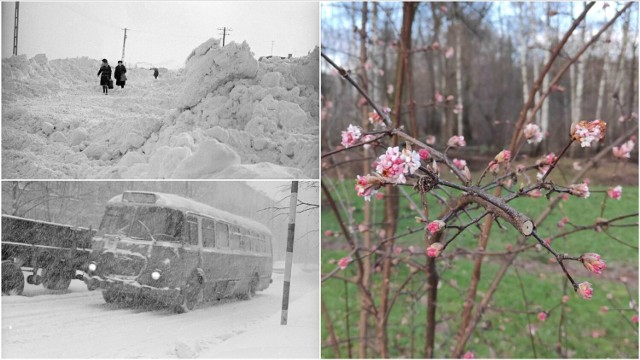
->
left=121, top=28, right=129, bottom=62
left=13, top=2, right=19, bottom=56
left=280, top=181, right=298, bottom=325
left=217, top=27, right=232, bottom=46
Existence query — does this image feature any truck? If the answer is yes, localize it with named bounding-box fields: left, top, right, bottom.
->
left=1, top=214, right=95, bottom=295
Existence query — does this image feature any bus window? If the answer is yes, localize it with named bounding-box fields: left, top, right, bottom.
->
left=187, top=216, right=198, bottom=245
left=230, top=226, right=241, bottom=250
left=203, top=219, right=215, bottom=248
left=241, top=235, right=251, bottom=251
left=216, top=222, right=229, bottom=248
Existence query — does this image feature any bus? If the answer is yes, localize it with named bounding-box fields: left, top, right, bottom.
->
left=83, top=191, right=273, bottom=313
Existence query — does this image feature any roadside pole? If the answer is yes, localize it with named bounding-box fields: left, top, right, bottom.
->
left=280, top=181, right=298, bottom=325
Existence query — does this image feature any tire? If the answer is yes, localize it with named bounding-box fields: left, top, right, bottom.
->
left=1, top=261, right=24, bottom=295
left=237, top=274, right=258, bottom=301
left=42, top=261, right=72, bottom=290
left=174, top=273, right=203, bottom=313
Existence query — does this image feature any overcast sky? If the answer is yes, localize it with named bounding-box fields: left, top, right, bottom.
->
left=2, top=1, right=318, bottom=69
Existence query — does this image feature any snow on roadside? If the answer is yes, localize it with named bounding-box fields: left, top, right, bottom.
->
left=2, top=40, right=319, bottom=179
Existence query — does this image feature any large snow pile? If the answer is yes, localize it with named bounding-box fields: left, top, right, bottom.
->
left=2, top=40, right=319, bottom=179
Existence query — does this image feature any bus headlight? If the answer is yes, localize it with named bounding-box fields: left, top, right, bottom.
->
left=88, top=262, right=97, bottom=272
left=151, top=270, right=161, bottom=280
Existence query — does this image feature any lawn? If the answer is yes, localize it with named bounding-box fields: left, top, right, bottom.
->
left=321, top=178, right=638, bottom=358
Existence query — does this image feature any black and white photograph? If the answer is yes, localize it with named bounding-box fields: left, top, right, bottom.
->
left=1, top=180, right=319, bottom=358
left=1, top=1, right=319, bottom=179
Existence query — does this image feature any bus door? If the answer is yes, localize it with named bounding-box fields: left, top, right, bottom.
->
left=179, top=215, right=202, bottom=284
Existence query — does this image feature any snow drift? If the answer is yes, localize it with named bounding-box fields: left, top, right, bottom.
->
left=2, top=40, right=319, bottom=179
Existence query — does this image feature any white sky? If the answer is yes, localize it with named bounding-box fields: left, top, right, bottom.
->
left=2, top=1, right=319, bottom=69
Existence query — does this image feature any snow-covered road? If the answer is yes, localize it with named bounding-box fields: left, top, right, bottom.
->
left=2, top=268, right=318, bottom=358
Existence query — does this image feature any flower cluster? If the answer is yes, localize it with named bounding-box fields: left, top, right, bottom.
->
left=607, top=186, right=622, bottom=200
left=577, top=281, right=593, bottom=300
left=368, top=107, right=391, bottom=127
left=374, top=146, right=421, bottom=184
left=447, top=135, right=466, bottom=147
left=612, top=139, right=635, bottom=159
left=581, top=253, right=606, bottom=275
left=571, top=120, right=607, bottom=147
left=569, top=182, right=590, bottom=199
left=341, top=124, right=362, bottom=148
left=355, top=175, right=385, bottom=201
left=494, top=150, right=511, bottom=163
left=523, top=123, right=544, bottom=144
left=452, top=158, right=467, bottom=170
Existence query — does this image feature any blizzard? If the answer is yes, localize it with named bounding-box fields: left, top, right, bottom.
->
left=2, top=39, right=319, bottom=179
left=2, top=264, right=319, bottom=358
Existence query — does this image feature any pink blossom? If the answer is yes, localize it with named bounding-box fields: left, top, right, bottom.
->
left=607, top=186, right=622, bottom=200
left=435, top=91, right=444, bottom=103
left=368, top=111, right=384, bottom=126
left=419, top=148, right=430, bottom=160
left=427, top=220, right=446, bottom=234
left=577, top=281, right=593, bottom=300
left=506, top=244, right=512, bottom=252
left=426, top=242, right=444, bottom=258
left=324, top=230, right=333, bottom=237
left=355, top=174, right=384, bottom=201
left=452, top=158, right=467, bottom=170
left=562, top=295, right=569, bottom=303
left=357, top=224, right=368, bottom=233
left=341, top=124, right=362, bottom=148
left=444, top=46, right=454, bottom=59
left=571, top=120, right=607, bottom=147
left=536, top=165, right=550, bottom=180
left=569, top=182, right=590, bottom=199
left=581, top=253, right=606, bottom=274
left=426, top=135, right=437, bottom=145
left=494, top=150, right=511, bottom=163
left=395, top=246, right=403, bottom=255
left=362, top=134, right=375, bottom=149
left=542, top=152, right=558, bottom=165
left=557, top=217, right=569, bottom=228
left=447, top=135, right=466, bottom=147
left=446, top=95, right=455, bottom=102
left=338, top=256, right=353, bottom=270
left=600, top=306, right=609, bottom=314
left=431, top=41, right=441, bottom=50
left=523, top=123, right=543, bottom=144
left=561, top=194, right=569, bottom=201
left=453, top=103, right=464, bottom=115
left=573, top=161, right=583, bottom=171
left=374, top=146, right=421, bottom=184
left=440, top=5, right=448, bottom=13
left=632, top=315, right=639, bottom=324
left=375, top=192, right=384, bottom=200
left=612, top=139, right=635, bottom=159
left=538, top=312, right=547, bottom=322
left=529, top=189, right=543, bottom=198
left=462, top=351, right=474, bottom=359
left=550, top=84, right=565, bottom=92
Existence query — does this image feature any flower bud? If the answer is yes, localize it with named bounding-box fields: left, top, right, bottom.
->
left=426, top=242, right=444, bottom=258
left=427, top=220, right=446, bottom=234
left=577, top=281, right=593, bottom=300
left=494, top=150, right=511, bottom=163
left=581, top=253, right=606, bottom=274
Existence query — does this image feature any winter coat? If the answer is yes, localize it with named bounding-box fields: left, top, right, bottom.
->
left=153, top=68, right=159, bottom=78
left=114, top=64, right=127, bottom=85
left=97, top=65, right=112, bottom=86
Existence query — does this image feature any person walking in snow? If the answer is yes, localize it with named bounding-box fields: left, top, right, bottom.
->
left=114, top=60, right=127, bottom=89
left=152, top=67, right=159, bottom=79
left=97, top=59, right=112, bottom=95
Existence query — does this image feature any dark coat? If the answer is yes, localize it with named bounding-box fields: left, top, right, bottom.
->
left=97, top=65, right=112, bottom=86
left=114, top=64, right=127, bottom=85
left=153, top=68, right=159, bottom=78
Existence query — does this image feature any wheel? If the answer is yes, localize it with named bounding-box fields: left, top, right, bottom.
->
left=237, top=274, right=258, bottom=301
left=174, top=273, right=203, bottom=313
left=42, top=261, right=72, bottom=290
left=1, top=261, right=24, bottom=295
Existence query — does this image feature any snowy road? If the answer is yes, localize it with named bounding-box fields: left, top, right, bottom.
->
left=2, top=268, right=319, bottom=358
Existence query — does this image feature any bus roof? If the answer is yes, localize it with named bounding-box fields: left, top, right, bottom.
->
left=107, top=191, right=272, bottom=235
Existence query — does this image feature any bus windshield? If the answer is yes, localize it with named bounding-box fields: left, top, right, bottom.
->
left=99, top=205, right=184, bottom=241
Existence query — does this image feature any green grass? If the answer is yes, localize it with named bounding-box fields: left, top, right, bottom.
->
left=321, top=183, right=638, bottom=358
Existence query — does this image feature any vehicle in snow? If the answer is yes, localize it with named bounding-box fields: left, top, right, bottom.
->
left=1, top=215, right=95, bottom=295
left=83, top=191, right=273, bottom=313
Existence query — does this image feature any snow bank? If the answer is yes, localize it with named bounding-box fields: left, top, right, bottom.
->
left=2, top=40, right=319, bottom=179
